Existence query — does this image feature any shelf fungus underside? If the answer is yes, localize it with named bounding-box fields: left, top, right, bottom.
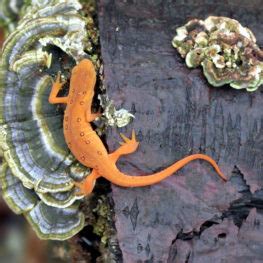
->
left=0, top=0, right=97, bottom=240
left=0, top=160, right=85, bottom=240
left=172, top=16, right=263, bottom=91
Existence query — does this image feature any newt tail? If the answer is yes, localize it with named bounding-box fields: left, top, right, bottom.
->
left=103, top=152, right=226, bottom=188
left=48, top=59, right=227, bottom=196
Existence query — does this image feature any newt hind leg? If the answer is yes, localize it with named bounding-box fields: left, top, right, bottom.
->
left=109, top=129, right=139, bottom=163
left=74, top=169, right=98, bottom=196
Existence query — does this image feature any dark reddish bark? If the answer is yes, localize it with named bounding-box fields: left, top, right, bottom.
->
left=98, top=0, right=263, bottom=262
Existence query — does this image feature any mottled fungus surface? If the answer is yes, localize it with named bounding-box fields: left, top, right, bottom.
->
left=172, top=16, right=263, bottom=91
left=0, top=0, right=25, bottom=31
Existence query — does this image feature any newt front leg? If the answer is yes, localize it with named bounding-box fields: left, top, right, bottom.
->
left=49, top=72, right=68, bottom=104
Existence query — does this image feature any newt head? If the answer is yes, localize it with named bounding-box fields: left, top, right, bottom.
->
left=70, top=58, right=97, bottom=98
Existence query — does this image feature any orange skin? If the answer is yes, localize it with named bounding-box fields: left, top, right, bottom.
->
left=49, top=59, right=227, bottom=196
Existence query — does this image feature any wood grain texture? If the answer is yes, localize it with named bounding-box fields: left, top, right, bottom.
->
left=98, top=0, right=263, bottom=261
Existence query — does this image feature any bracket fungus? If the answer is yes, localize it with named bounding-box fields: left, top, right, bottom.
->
left=0, top=0, right=90, bottom=240
left=172, top=16, right=263, bottom=91
left=0, top=0, right=131, bottom=240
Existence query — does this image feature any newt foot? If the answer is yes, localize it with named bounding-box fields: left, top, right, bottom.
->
left=53, top=72, right=66, bottom=89
left=49, top=72, right=68, bottom=104
left=118, top=129, right=139, bottom=155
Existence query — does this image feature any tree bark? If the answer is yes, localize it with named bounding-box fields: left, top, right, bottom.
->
left=98, top=0, right=263, bottom=262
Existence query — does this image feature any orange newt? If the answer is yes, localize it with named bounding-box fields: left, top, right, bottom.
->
left=49, top=59, right=227, bottom=196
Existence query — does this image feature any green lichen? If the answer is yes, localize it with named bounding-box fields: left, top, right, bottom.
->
left=97, top=95, right=134, bottom=136
left=172, top=16, right=263, bottom=91
left=93, top=196, right=115, bottom=245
